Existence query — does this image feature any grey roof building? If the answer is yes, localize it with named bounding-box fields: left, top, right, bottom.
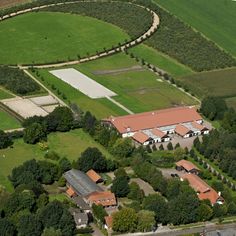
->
left=64, top=169, right=102, bottom=196
left=73, top=196, right=91, bottom=212
left=69, top=208, right=88, bottom=229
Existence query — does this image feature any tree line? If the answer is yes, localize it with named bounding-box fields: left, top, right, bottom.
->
left=0, top=66, right=40, bottom=95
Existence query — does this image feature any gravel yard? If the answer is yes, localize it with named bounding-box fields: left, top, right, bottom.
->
left=50, top=68, right=117, bottom=99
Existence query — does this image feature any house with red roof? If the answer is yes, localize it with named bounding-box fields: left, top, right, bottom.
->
left=181, top=173, right=224, bottom=205
left=176, top=159, right=200, bottom=175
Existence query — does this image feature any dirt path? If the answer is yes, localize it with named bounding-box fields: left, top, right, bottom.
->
left=0, top=1, right=160, bottom=69
left=106, top=96, right=134, bottom=114
left=93, top=65, right=144, bottom=75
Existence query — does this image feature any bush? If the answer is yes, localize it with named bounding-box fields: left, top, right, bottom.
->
left=44, top=151, right=60, bottom=161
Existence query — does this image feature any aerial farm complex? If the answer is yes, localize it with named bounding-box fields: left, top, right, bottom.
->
left=0, top=0, right=236, bottom=235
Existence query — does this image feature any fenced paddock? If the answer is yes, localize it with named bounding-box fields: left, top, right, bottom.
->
left=50, top=68, right=117, bottom=99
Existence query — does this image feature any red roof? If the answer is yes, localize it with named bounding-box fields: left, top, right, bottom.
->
left=66, top=187, right=76, bottom=197
left=192, top=122, right=208, bottom=131
left=175, top=124, right=192, bottom=136
left=105, top=216, right=113, bottom=229
left=176, top=160, right=199, bottom=172
left=151, top=129, right=167, bottom=138
left=132, top=132, right=150, bottom=144
left=86, top=191, right=117, bottom=207
left=86, top=169, right=102, bottom=183
left=104, top=107, right=202, bottom=134
left=182, top=173, right=223, bottom=205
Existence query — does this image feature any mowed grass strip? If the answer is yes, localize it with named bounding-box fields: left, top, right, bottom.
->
left=178, top=68, right=236, bottom=99
left=0, top=129, right=112, bottom=191
left=0, top=108, right=21, bottom=130
left=76, top=54, right=197, bottom=113
left=0, top=87, right=14, bottom=99
left=129, top=44, right=193, bottom=77
left=0, top=11, right=129, bottom=64
left=155, top=0, right=236, bottom=57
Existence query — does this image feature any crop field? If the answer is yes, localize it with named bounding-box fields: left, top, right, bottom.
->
left=177, top=68, right=236, bottom=99
left=0, top=129, right=112, bottom=192
left=0, top=0, right=30, bottom=9
left=0, top=11, right=129, bottom=65
left=155, top=0, right=236, bottom=57
left=129, top=44, right=193, bottom=77
left=0, top=108, right=21, bottom=130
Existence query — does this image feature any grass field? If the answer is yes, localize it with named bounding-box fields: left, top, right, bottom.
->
left=0, top=11, right=129, bottom=64
left=177, top=68, right=236, bottom=99
left=129, top=44, right=193, bottom=77
left=0, top=88, right=13, bottom=100
left=33, top=53, right=197, bottom=117
left=76, top=54, right=197, bottom=113
left=155, top=0, right=236, bottom=57
left=0, top=129, right=113, bottom=191
left=0, top=108, right=21, bottom=130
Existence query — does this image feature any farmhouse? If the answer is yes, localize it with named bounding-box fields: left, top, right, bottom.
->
left=64, top=169, right=116, bottom=208
left=181, top=173, right=224, bottom=205
left=103, top=106, right=209, bottom=145
left=69, top=208, right=89, bottom=229
left=176, top=159, right=200, bottom=175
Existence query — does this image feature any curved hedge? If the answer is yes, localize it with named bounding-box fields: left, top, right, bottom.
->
left=1, top=0, right=235, bottom=71
left=41, top=1, right=153, bottom=39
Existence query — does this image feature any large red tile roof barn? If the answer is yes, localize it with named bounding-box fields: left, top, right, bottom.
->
left=104, top=107, right=202, bottom=134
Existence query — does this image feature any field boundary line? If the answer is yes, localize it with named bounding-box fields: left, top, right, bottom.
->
left=105, top=96, right=134, bottom=114
left=22, top=69, right=68, bottom=107
left=0, top=1, right=160, bottom=69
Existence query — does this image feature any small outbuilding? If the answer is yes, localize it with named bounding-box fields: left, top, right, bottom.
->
left=69, top=208, right=89, bottom=229
left=86, top=169, right=103, bottom=183
left=176, top=159, right=200, bottom=175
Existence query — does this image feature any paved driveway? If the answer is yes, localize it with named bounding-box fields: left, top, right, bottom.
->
left=131, top=178, right=156, bottom=196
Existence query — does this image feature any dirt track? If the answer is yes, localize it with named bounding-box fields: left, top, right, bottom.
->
left=0, top=0, right=30, bottom=9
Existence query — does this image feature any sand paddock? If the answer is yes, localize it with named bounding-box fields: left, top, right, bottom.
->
left=50, top=68, right=117, bottom=99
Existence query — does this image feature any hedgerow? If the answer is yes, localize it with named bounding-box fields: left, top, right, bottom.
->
left=0, top=66, right=40, bottom=95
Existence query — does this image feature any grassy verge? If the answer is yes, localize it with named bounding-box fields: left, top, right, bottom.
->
left=0, top=108, right=21, bottom=130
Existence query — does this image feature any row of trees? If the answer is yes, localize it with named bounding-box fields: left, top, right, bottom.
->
left=0, top=66, right=40, bottom=95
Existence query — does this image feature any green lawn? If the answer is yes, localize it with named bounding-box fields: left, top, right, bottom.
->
left=177, top=68, right=236, bottom=99
left=76, top=55, right=197, bottom=113
left=0, top=11, right=129, bottom=64
left=155, top=0, right=236, bottom=57
left=0, top=88, right=13, bottom=100
left=0, top=129, right=113, bottom=192
left=129, top=44, right=193, bottom=77
left=0, top=109, right=21, bottom=130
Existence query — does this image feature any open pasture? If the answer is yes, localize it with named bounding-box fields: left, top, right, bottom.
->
left=0, top=129, right=112, bottom=191
left=155, top=0, right=236, bottom=57
left=0, top=108, right=21, bottom=130
left=75, top=54, right=197, bottom=113
left=0, top=11, right=129, bottom=65
left=129, top=44, right=193, bottom=77
left=177, top=68, right=236, bottom=99
left=0, top=88, right=13, bottom=100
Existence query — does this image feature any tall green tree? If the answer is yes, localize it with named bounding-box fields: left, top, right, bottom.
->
left=111, top=176, right=130, bottom=197
left=0, top=218, right=17, bottom=236
left=77, top=147, right=107, bottom=172
left=111, top=138, right=134, bottom=158
left=23, top=123, right=47, bottom=144
left=137, top=210, right=155, bottom=232
left=112, top=208, right=138, bottom=233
